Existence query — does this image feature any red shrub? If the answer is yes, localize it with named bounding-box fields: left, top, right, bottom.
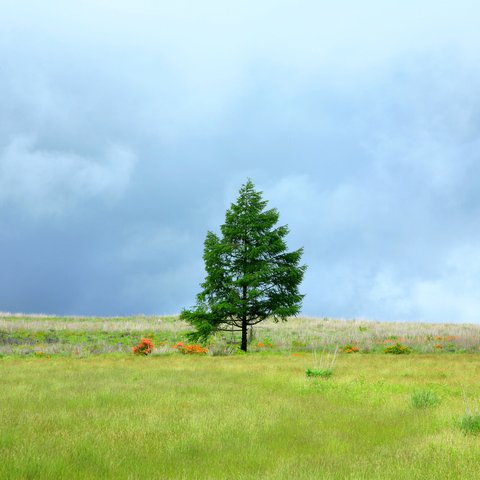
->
left=132, top=338, right=154, bottom=356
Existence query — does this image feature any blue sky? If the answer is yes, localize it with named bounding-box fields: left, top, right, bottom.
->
left=1, top=1, right=480, bottom=322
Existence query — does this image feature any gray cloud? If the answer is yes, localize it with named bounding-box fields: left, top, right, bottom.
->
left=0, top=137, right=136, bottom=216
left=1, top=1, right=480, bottom=322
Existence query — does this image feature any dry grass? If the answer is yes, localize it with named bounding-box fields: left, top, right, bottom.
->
left=252, top=317, right=480, bottom=353
left=0, top=317, right=188, bottom=332
left=1, top=314, right=480, bottom=355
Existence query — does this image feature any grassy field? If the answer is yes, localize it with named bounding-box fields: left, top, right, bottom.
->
left=2, top=313, right=480, bottom=356
left=1, top=314, right=480, bottom=479
left=1, top=354, right=480, bottom=479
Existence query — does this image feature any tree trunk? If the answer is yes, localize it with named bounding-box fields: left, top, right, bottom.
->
left=241, top=320, right=248, bottom=352
left=240, top=284, right=248, bottom=352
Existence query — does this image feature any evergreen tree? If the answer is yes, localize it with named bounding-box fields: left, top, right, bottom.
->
left=181, top=179, right=306, bottom=352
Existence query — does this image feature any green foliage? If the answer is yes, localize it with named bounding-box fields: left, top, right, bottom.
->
left=411, top=389, right=440, bottom=409
left=384, top=343, right=411, bottom=354
left=444, top=343, right=459, bottom=353
left=457, top=413, right=480, bottom=435
left=305, top=367, right=333, bottom=378
left=181, top=179, right=306, bottom=351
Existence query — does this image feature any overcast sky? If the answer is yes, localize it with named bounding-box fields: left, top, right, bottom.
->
left=1, top=1, right=480, bottom=322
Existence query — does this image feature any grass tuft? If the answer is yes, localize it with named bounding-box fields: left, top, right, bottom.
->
left=305, top=367, right=333, bottom=378
left=458, top=413, right=480, bottom=435
left=411, top=389, right=440, bottom=409
left=384, top=343, right=411, bottom=354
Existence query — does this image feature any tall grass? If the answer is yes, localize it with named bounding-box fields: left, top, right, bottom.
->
left=2, top=313, right=480, bottom=356
left=306, top=346, right=338, bottom=377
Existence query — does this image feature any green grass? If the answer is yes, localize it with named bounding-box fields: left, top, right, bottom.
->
left=411, top=389, right=441, bottom=408
left=305, top=367, right=333, bottom=378
left=458, top=413, right=480, bottom=435
left=1, top=354, right=480, bottom=479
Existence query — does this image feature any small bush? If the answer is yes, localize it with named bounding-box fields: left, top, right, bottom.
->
left=458, top=414, right=480, bottom=435
left=444, top=343, right=458, bottom=353
left=132, top=338, right=154, bottom=356
left=411, top=390, right=440, bottom=409
left=181, top=344, right=208, bottom=354
left=384, top=343, right=411, bottom=354
left=306, top=368, right=333, bottom=378
left=343, top=344, right=360, bottom=353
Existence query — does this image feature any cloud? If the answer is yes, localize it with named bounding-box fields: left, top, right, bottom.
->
left=363, top=243, right=480, bottom=323
left=0, top=137, right=137, bottom=217
left=1, top=1, right=480, bottom=321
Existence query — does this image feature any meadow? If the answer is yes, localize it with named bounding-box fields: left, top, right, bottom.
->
left=1, top=313, right=480, bottom=479
left=2, top=312, right=480, bottom=356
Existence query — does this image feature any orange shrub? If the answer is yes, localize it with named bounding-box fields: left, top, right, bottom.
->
left=343, top=344, right=360, bottom=353
left=132, top=338, right=154, bottom=355
left=181, top=344, right=207, bottom=354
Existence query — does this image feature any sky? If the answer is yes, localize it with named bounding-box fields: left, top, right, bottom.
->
left=1, top=1, right=480, bottom=322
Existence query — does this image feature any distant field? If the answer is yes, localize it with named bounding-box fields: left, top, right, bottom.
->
left=1, top=354, right=480, bottom=479
left=1, top=312, right=480, bottom=356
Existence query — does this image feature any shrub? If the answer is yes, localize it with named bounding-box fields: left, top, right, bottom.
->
left=411, top=390, right=440, bottom=409
left=384, top=343, right=411, bottom=354
left=458, top=414, right=480, bottom=435
left=306, top=368, right=333, bottom=378
left=444, top=343, right=458, bottom=353
left=181, top=344, right=208, bottom=354
left=343, top=344, right=360, bottom=353
left=132, top=338, right=154, bottom=356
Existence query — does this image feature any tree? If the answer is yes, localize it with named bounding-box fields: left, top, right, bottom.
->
left=181, top=179, right=306, bottom=352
